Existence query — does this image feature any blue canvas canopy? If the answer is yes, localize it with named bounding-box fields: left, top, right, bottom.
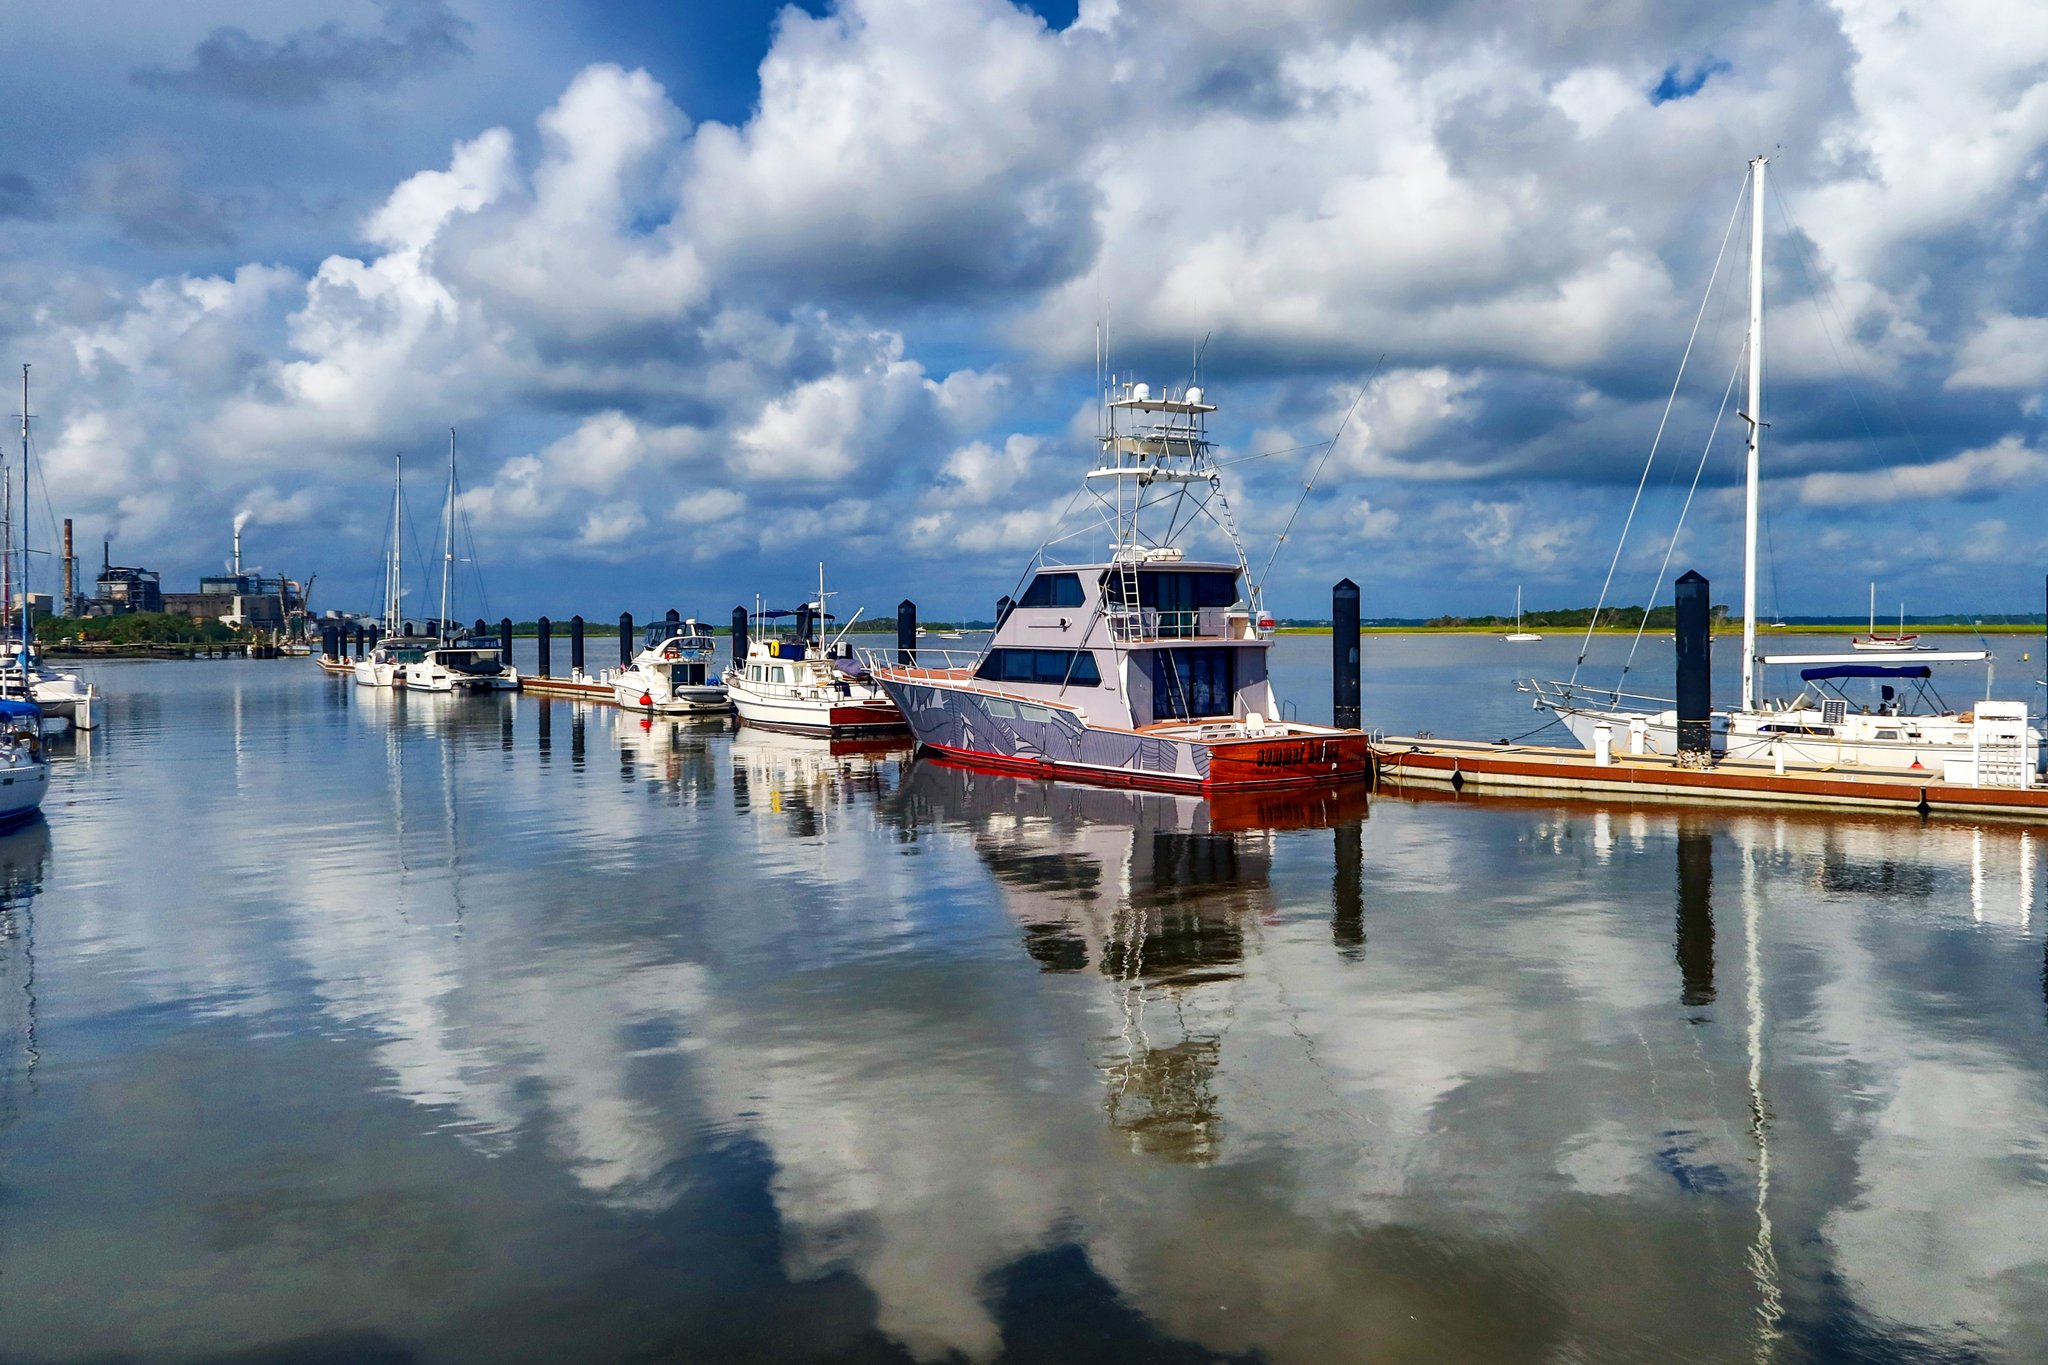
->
left=0, top=698, right=41, bottom=720
left=1800, top=664, right=1932, bottom=682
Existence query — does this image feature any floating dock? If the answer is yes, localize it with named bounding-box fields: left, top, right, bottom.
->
left=516, top=674, right=614, bottom=702
left=1372, top=736, right=2048, bottom=823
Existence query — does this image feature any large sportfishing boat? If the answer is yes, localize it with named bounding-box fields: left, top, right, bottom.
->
left=1523, top=157, right=2039, bottom=785
left=607, top=618, right=728, bottom=715
left=866, top=381, right=1370, bottom=792
left=725, top=566, right=903, bottom=737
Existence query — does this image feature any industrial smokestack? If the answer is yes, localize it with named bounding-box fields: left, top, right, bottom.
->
left=62, top=519, right=73, bottom=613
left=233, top=510, right=250, bottom=575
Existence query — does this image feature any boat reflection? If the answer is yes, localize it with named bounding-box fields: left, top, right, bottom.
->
left=900, top=758, right=1366, bottom=1163
left=730, top=726, right=909, bottom=826
left=0, top=819, right=51, bottom=1140
left=611, top=707, right=723, bottom=802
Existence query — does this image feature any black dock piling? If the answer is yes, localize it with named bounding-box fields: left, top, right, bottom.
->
left=322, top=626, right=337, bottom=659
left=473, top=618, right=485, bottom=639
left=732, top=607, right=748, bottom=663
left=536, top=616, right=551, bottom=677
left=996, top=594, right=1014, bottom=630
left=1332, top=578, right=1361, bottom=730
left=404, top=619, right=415, bottom=637
left=795, top=603, right=813, bottom=646
left=1675, top=570, right=1711, bottom=758
left=619, top=613, right=633, bottom=667
left=897, top=600, right=917, bottom=665
left=665, top=608, right=680, bottom=634
left=498, top=617, right=513, bottom=664
left=570, top=615, right=585, bottom=674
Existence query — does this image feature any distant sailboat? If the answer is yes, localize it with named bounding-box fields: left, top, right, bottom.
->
left=1504, top=586, right=1542, bottom=642
left=1851, top=582, right=1921, bottom=652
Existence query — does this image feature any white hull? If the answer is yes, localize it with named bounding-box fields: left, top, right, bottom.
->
left=403, top=665, right=518, bottom=693
left=1550, top=701, right=2040, bottom=785
left=354, top=661, right=403, bottom=687
left=725, top=676, right=903, bottom=737
left=614, top=684, right=728, bottom=715
left=0, top=761, right=46, bottom=824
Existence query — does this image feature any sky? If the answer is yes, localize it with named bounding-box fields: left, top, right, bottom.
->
left=6, top=0, right=2048, bottom=623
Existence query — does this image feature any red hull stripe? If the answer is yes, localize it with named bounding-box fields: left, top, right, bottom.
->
left=922, top=737, right=1370, bottom=793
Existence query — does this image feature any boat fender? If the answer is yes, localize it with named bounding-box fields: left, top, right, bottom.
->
left=640, top=692, right=653, bottom=708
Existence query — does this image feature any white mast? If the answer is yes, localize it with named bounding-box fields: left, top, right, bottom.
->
left=438, top=429, right=456, bottom=642
left=388, top=453, right=403, bottom=634
left=1740, top=155, right=1767, bottom=712
left=17, top=364, right=29, bottom=673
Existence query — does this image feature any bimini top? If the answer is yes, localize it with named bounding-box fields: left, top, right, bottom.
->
left=0, top=698, right=42, bottom=720
left=1800, top=664, right=1933, bottom=682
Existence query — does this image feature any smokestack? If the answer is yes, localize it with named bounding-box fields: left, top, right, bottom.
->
left=62, top=519, right=73, bottom=613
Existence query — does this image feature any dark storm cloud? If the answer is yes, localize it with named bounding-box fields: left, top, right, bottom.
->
left=131, top=0, right=472, bottom=108
left=0, top=172, right=42, bottom=219
left=76, top=146, right=241, bottom=247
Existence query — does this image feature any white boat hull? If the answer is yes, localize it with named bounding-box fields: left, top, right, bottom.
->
left=0, top=761, right=47, bottom=825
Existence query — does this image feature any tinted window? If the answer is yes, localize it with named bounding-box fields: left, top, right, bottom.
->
left=975, top=649, right=1102, bottom=687
left=1019, top=572, right=1085, bottom=608
left=1104, top=570, right=1240, bottom=610
left=1150, top=648, right=1234, bottom=719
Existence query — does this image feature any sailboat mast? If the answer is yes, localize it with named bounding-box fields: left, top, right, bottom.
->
left=1741, top=155, right=1767, bottom=713
left=439, top=429, right=455, bottom=642
left=19, top=365, right=30, bottom=669
left=389, top=453, right=403, bottom=634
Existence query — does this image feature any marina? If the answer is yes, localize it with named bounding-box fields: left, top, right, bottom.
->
left=7, top=645, right=2048, bottom=1361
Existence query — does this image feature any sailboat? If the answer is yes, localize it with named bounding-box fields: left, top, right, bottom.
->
left=1851, top=583, right=1922, bottom=651
left=0, top=366, right=96, bottom=731
left=1504, top=586, right=1542, bottom=642
left=404, top=431, right=518, bottom=693
left=1523, top=157, right=2037, bottom=783
left=353, top=453, right=438, bottom=688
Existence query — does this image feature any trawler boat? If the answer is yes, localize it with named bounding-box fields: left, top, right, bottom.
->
left=867, top=382, right=1370, bottom=793
left=607, top=620, right=728, bottom=715
left=1524, top=156, right=2039, bottom=785
left=0, top=699, right=48, bottom=827
left=725, top=568, right=903, bottom=737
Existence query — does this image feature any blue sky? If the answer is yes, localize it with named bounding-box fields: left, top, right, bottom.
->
left=6, top=0, right=2048, bottom=622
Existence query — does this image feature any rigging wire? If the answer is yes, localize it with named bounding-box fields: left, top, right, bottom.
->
left=1255, top=355, right=1383, bottom=594
left=1570, top=172, right=1750, bottom=686
left=1614, top=347, right=1748, bottom=692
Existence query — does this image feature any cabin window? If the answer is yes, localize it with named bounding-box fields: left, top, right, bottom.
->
left=1104, top=570, right=1240, bottom=611
left=1018, top=572, right=1085, bottom=608
left=1875, top=729, right=1900, bottom=740
left=771, top=666, right=788, bottom=684
left=1149, top=648, right=1234, bottom=720
left=975, top=648, right=1103, bottom=687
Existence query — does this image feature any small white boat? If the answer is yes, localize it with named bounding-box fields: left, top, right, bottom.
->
left=355, top=453, right=415, bottom=688
left=725, top=565, right=904, bottom=738
left=1504, top=586, right=1542, bottom=642
left=606, top=619, right=728, bottom=715
left=0, top=637, right=96, bottom=731
left=0, top=699, right=49, bottom=827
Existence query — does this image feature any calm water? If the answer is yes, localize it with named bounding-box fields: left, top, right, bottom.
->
left=4, top=635, right=2047, bottom=1363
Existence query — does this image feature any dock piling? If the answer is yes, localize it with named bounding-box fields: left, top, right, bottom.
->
left=570, top=615, right=585, bottom=674
left=1675, top=570, right=1711, bottom=759
left=1332, top=578, right=1361, bottom=730
left=322, top=626, right=338, bottom=660
left=536, top=616, right=551, bottom=677
left=666, top=608, right=680, bottom=634
left=732, top=607, right=748, bottom=664
left=897, top=600, right=916, bottom=665
left=499, top=617, right=512, bottom=665
left=619, top=613, right=633, bottom=667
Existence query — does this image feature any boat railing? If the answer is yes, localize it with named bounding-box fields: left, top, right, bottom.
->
left=1519, top=677, right=1677, bottom=711
left=858, top=647, right=986, bottom=674
left=1105, top=607, right=1237, bottom=642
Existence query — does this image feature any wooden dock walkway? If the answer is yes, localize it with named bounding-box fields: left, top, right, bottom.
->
left=1371, top=735, right=2048, bottom=823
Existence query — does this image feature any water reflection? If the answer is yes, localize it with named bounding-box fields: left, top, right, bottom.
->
left=0, top=820, right=50, bottom=1140
left=12, top=658, right=2048, bottom=1363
